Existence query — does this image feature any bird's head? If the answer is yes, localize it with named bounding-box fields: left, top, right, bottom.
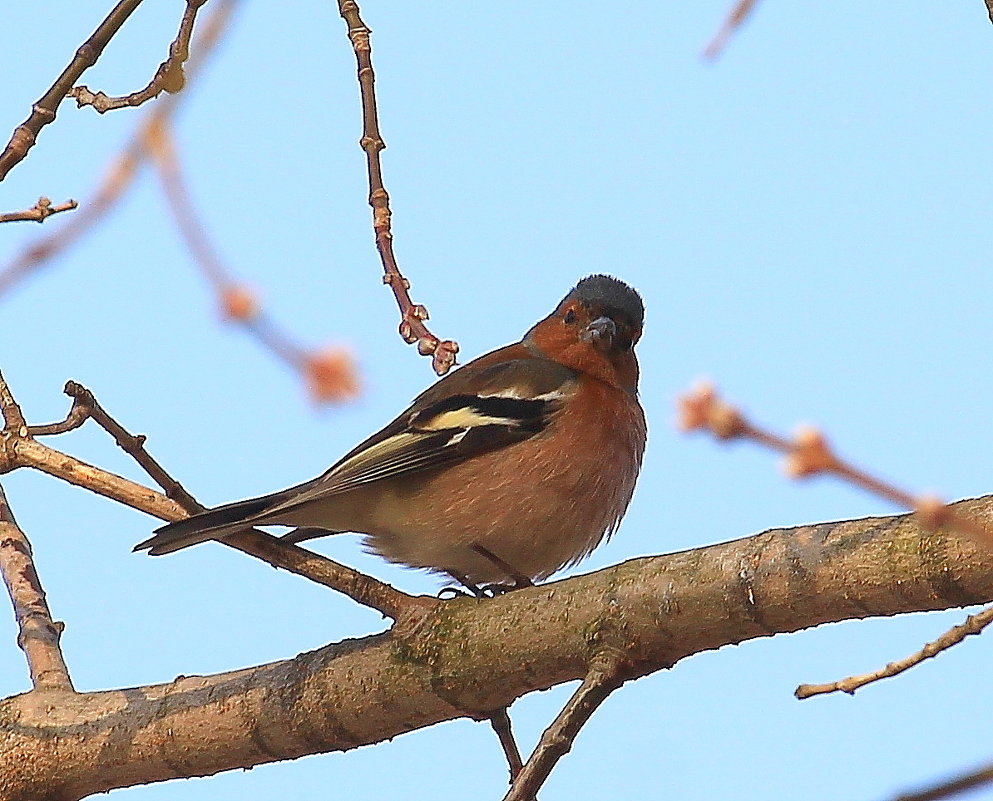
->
left=526, top=274, right=644, bottom=393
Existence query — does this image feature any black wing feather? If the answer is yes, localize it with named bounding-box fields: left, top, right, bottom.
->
left=259, top=391, right=562, bottom=515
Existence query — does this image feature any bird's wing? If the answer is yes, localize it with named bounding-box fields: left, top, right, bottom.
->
left=135, top=356, right=575, bottom=555
left=261, top=358, right=576, bottom=514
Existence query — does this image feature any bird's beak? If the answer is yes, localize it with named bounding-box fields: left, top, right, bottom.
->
left=582, top=316, right=616, bottom=349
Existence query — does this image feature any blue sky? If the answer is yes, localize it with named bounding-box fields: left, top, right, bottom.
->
left=3, top=2, right=993, bottom=799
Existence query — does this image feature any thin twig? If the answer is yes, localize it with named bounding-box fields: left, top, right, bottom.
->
left=0, top=0, right=237, bottom=298
left=0, top=484, right=74, bottom=691
left=245, top=315, right=308, bottom=369
left=336, top=0, right=459, bottom=375
left=893, top=760, right=993, bottom=801
left=69, top=0, right=209, bottom=113
left=504, top=652, right=625, bottom=801
left=145, top=119, right=228, bottom=288
left=677, top=382, right=993, bottom=548
left=12, top=436, right=186, bottom=520
left=796, top=604, right=993, bottom=699
left=15, top=420, right=416, bottom=621
left=702, top=0, right=761, bottom=60
left=26, top=391, right=91, bottom=436
left=2, top=5, right=354, bottom=403
left=0, top=0, right=146, bottom=180
left=146, top=123, right=359, bottom=403
left=0, top=198, right=78, bottom=224
left=0, top=149, right=140, bottom=298
left=62, top=381, right=202, bottom=509
left=220, top=529, right=424, bottom=621
left=489, top=709, right=526, bottom=785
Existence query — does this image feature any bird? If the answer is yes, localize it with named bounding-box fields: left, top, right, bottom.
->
left=135, top=274, right=647, bottom=592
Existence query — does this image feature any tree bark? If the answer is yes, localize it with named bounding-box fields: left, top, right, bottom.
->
left=3, top=496, right=992, bottom=800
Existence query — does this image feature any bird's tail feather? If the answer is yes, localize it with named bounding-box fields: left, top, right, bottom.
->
left=134, top=491, right=292, bottom=556
left=281, top=526, right=341, bottom=544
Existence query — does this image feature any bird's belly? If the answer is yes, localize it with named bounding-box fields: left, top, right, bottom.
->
left=362, top=401, right=644, bottom=585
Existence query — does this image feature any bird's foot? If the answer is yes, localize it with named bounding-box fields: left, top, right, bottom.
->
left=440, top=571, right=488, bottom=599
left=438, top=585, right=476, bottom=599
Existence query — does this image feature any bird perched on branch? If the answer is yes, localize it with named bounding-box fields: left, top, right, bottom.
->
left=135, top=275, right=646, bottom=592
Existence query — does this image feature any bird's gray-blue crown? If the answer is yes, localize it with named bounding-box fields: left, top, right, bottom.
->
left=567, top=274, right=644, bottom=330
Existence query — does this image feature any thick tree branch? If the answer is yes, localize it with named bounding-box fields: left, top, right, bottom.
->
left=4, top=497, right=993, bottom=799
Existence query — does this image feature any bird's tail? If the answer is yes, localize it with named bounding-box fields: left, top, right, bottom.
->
left=134, top=491, right=290, bottom=556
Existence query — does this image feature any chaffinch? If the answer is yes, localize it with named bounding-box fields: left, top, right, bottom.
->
left=135, top=275, right=646, bottom=591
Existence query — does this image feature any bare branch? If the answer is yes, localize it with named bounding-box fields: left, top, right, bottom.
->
left=0, top=197, right=78, bottom=224
left=0, top=0, right=237, bottom=298
left=337, top=0, right=459, bottom=375
left=11, top=436, right=184, bottom=519
left=986, top=0, right=993, bottom=25
left=489, top=709, right=525, bottom=786
left=144, top=118, right=228, bottom=287
left=69, top=0, right=209, bottom=113
left=61, top=381, right=201, bottom=508
left=0, top=150, right=141, bottom=299
left=505, top=652, right=625, bottom=801
left=146, top=122, right=361, bottom=403
left=25, top=393, right=90, bottom=437
left=893, top=760, right=993, bottom=801
left=219, top=529, right=427, bottom=621
left=0, top=370, right=27, bottom=433
left=0, top=0, right=145, bottom=181
left=678, top=382, right=993, bottom=548
left=4, top=491, right=993, bottom=797
left=0, top=484, right=74, bottom=691
left=1, top=2, right=356, bottom=404
left=0, top=370, right=73, bottom=690
left=2, top=373, right=415, bottom=620
left=702, top=0, right=761, bottom=60
left=17, top=425, right=415, bottom=619
left=796, top=603, right=993, bottom=699
left=680, top=382, right=993, bottom=693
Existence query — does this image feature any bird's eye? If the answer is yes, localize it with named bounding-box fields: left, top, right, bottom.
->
left=564, top=309, right=577, bottom=325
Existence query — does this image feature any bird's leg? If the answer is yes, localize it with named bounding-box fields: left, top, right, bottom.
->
left=470, top=544, right=534, bottom=594
left=440, top=570, right=487, bottom=598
